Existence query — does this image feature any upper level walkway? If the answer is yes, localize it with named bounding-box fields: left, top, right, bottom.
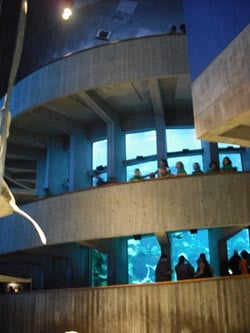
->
left=0, top=172, right=249, bottom=254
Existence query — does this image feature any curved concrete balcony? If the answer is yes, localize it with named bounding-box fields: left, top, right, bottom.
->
left=10, top=34, right=189, bottom=117
left=0, top=172, right=249, bottom=254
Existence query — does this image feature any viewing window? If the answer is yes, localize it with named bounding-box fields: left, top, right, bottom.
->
left=127, top=235, right=161, bottom=284
left=125, top=130, right=156, bottom=160
left=92, top=139, right=107, bottom=170
left=168, top=155, right=203, bottom=175
left=169, top=229, right=210, bottom=281
left=218, top=142, right=243, bottom=171
left=126, top=161, right=157, bottom=181
left=91, top=248, right=108, bottom=287
left=227, top=228, right=250, bottom=262
left=166, top=128, right=201, bottom=152
left=166, top=128, right=203, bottom=174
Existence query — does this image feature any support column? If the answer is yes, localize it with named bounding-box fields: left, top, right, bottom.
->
left=107, top=123, right=126, bottom=181
left=201, top=141, right=219, bottom=171
left=69, top=133, right=91, bottom=191
left=47, top=137, right=69, bottom=195
left=80, top=91, right=125, bottom=182
left=242, top=147, right=250, bottom=171
left=36, top=151, right=47, bottom=196
left=149, top=79, right=167, bottom=160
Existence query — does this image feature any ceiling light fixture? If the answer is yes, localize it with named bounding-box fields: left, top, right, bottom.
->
left=62, top=0, right=74, bottom=20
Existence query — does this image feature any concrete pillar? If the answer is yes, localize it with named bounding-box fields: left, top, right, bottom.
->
left=208, top=228, right=222, bottom=277
left=107, top=123, right=126, bottom=181
left=201, top=141, right=219, bottom=172
left=47, top=137, right=69, bottom=195
left=36, top=152, right=47, bottom=196
left=69, top=133, right=91, bottom=191
left=108, top=237, right=128, bottom=285
left=70, top=245, right=90, bottom=288
left=242, top=147, right=250, bottom=171
left=155, top=114, right=167, bottom=160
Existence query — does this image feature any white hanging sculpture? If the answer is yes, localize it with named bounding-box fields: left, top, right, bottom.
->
left=0, top=0, right=47, bottom=245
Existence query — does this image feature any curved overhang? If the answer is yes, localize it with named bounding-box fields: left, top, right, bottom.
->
left=192, top=24, right=250, bottom=146
left=0, top=173, right=249, bottom=254
left=10, top=35, right=189, bottom=117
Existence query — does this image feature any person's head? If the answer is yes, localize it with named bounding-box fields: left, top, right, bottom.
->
left=193, top=162, right=200, bottom=171
left=134, top=168, right=141, bottom=176
left=159, top=159, right=168, bottom=168
left=209, top=160, right=218, bottom=170
left=223, top=156, right=232, bottom=166
left=179, top=255, right=185, bottom=264
left=179, top=23, right=186, bottom=34
left=176, top=161, right=184, bottom=170
left=149, top=172, right=156, bottom=179
left=241, top=250, right=248, bottom=259
left=170, top=25, right=177, bottom=33
left=199, top=253, right=207, bottom=262
left=233, top=250, right=239, bottom=256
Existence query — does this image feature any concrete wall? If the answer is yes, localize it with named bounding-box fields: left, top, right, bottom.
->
left=10, top=35, right=189, bottom=117
left=0, top=173, right=249, bottom=254
left=0, top=275, right=249, bottom=332
left=191, top=25, right=250, bottom=146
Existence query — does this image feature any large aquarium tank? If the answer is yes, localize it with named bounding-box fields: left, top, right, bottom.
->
left=127, top=235, right=161, bottom=284
left=91, top=248, right=108, bottom=287
left=169, top=229, right=210, bottom=281
left=227, top=228, right=250, bottom=260
left=127, top=230, right=210, bottom=283
left=92, top=228, right=250, bottom=286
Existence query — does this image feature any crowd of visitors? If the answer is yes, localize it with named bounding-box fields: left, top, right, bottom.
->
left=94, top=156, right=237, bottom=185
left=155, top=249, right=250, bottom=282
left=228, top=250, right=250, bottom=275
left=129, top=156, right=236, bottom=182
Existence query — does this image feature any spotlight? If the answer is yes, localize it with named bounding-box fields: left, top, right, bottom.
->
left=62, top=0, right=74, bottom=20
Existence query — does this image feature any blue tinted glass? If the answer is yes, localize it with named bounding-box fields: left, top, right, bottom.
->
left=92, top=139, right=107, bottom=169
left=219, top=153, right=242, bottom=171
left=126, top=161, right=157, bottom=181
left=166, top=128, right=201, bottom=152
left=92, top=172, right=108, bottom=186
left=170, top=229, right=209, bottom=281
left=227, top=229, right=250, bottom=261
left=168, top=155, right=203, bottom=175
left=127, top=235, right=161, bottom=284
left=218, top=142, right=240, bottom=148
left=125, top=131, right=156, bottom=160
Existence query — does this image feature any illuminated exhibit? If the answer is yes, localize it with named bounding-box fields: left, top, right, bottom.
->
left=0, top=1, right=249, bottom=332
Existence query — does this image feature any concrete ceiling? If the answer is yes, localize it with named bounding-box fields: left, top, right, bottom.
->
left=5, top=74, right=193, bottom=203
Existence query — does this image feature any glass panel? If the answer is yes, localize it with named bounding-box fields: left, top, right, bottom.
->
left=227, top=229, right=250, bottom=261
left=92, top=172, right=108, bottom=186
left=92, top=139, right=107, bottom=170
left=168, top=155, right=203, bottom=175
left=127, top=235, right=161, bottom=284
left=126, top=161, right=157, bottom=181
left=91, top=248, right=108, bottom=287
left=169, top=229, right=210, bottom=281
left=166, top=128, right=201, bottom=152
left=125, top=131, right=156, bottom=160
left=218, top=142, right=240, bottom=148
left=219, top=153, right=242, bottom=171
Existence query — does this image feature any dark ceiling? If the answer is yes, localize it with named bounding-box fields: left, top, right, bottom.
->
left=0, top=0, right=192, bottom=204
